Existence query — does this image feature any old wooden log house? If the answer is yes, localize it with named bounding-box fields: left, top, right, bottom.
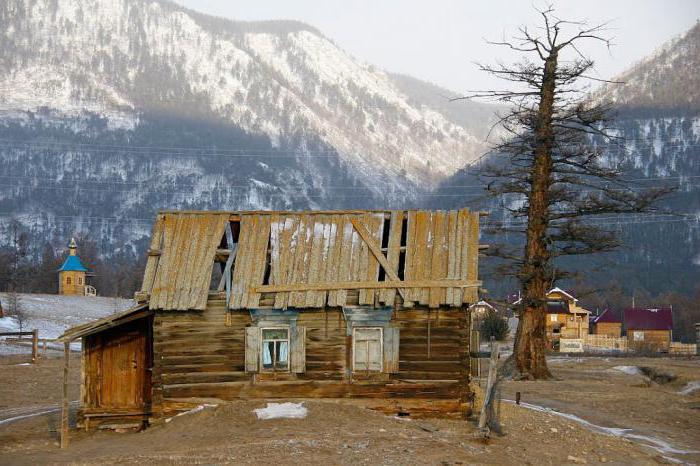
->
left=59, top=208, right=483, bottom=437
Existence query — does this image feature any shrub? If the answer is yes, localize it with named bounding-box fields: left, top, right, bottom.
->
left=480, top=310, right=509, bottom=342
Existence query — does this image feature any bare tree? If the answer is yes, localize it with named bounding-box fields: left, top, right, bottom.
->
left=457, top=6, right=673, bottom=379
left=6, top=288, right=26, bottom=333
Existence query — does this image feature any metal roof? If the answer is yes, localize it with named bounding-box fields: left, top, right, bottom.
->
left=623, top=308, right=673, bottom=331
left=58, top=255, right=88, bottom=272
left=594, top=309, right=621, bottom=324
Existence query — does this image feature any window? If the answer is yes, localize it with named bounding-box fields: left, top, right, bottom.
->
left=550, top=314, right=557, bottom=322
left=66, top=277, right=71, bottom=285
left=353, top=327, right=383, bottom=371
left=633, top=331, right=644, bottom=341
left=261, top=328, right=289, bottom=371
left=78, top=277, right=83, bottom=285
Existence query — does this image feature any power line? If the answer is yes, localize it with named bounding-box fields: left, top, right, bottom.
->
left=1, top=182, right=693, bottom=199
left=2, top=212, right=697, bottom=226
left=1, top=133, right=698, bottom=156
left=0, top=173, right=697, bottom=191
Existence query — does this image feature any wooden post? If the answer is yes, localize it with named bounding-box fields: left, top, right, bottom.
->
left=60, top=341, right=70, bottom=449
left=31, top=329, right=39, bottom=363
left=478, top=337, right=499, bottom=430
left=470, top=330, right=480, bottom=379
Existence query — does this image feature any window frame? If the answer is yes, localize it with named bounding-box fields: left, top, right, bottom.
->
left=66, top=276, right=72, bottom=285
left=260, top=326, right=291, bottom=372
left=352, top=326, right=384, bottom=372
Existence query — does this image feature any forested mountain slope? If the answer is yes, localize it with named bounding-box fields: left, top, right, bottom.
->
left=431, top=23, right=700, bottom=296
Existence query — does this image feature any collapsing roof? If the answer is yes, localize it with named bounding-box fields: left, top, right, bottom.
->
left=137, top=209, right=482, bottom=311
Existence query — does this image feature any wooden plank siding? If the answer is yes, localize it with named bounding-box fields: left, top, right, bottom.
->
left=150, top=294, right=470, bottom=416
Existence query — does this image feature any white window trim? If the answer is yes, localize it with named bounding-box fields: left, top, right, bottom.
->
left=260, top=326, right=291, bottom=372
left=352, top=326, right=383, bottom=372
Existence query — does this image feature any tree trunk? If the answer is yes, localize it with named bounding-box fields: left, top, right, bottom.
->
left=513, top=50, right=559, bottom=379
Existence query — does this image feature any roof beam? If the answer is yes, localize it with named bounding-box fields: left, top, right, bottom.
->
left=252, top=279, right=481, bottom=293
left=349, top=217, right=406, bottom=300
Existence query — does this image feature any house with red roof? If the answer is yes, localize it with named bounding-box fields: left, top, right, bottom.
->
left=623, top=308, right=673, bottom=351
left=592, top=309, right=622, bottom=338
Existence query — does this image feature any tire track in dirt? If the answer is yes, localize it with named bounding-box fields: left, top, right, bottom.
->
left=0, top=402, right=78, bottom=427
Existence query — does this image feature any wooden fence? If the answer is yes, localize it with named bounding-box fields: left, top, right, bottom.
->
left=0, top=329, right=40, bottom=361
left=669, top=342, right=697, bottom=355
left=583, top=334, right=629, bottom=352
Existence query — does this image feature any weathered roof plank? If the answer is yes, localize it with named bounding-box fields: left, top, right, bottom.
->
left=144, top=209, right=480, bottom=311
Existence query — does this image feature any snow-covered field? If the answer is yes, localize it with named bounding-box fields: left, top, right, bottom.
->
left=0, top=293, right=134, bottom=354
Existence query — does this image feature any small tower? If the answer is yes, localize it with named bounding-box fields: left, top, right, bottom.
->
left=58, top=238, right=88, bottom=295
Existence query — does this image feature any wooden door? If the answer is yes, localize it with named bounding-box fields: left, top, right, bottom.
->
left=87, top=318, right=151, bottom=411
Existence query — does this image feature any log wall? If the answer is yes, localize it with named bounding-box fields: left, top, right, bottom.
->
left=594, top=322, right=622, bottom=338
left=627, top=329, right=671, bottom=351
left=151, top=294, right=470, bottom=417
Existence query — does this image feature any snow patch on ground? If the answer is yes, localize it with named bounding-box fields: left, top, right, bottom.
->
left=165, top=404, right=218, bottom=423
left=0, top=316, right=20, bottom=332
left=506, top=400, right=698, bottom=461
left=610, top=365, right=642, bottom=376
left=254, top=402, right=308, bottom=420
left=678, top=381, right=700, bottom=395
left=0, top=293, right=134, bottom=355
left=548, top=357, right=583, bottom=364
left=0, top=293, right=133, bottom=339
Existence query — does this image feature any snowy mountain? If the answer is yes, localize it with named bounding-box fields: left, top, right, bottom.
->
left=432, top=22, right=700, bottom=296
left=0, top=0, right=498, bottom=252
left=0, top=0, right=498, bottom=256
left=0, top=0, right=489, bottom=183
left=595, top=20, right=700, bottom=115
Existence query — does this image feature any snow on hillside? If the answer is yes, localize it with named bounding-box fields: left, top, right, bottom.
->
left=0, top=0, right=488, bottom=185
left=595, top=22, right=700, bottom=112
left=0, top=293, right=134, bottom=346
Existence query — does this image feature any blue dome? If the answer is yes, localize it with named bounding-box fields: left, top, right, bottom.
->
left=58, top=255, right=88, bottom=272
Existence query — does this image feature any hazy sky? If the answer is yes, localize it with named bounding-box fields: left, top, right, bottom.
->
left=174, top=0, right=699, bottom=93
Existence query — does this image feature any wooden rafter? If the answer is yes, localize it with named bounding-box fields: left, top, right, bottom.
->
left=252, top=279, right=481, bottom=293
left=349, top=217, right=406, bottom=300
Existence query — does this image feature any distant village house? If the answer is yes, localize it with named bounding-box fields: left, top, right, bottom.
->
left=591, top=309, right=622, bottom=338
left=623, top=307, right=673, bottom=351
left=511, top=287, right=590, bottom=348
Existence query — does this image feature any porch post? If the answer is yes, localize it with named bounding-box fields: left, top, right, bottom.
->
left=60, top=341, right=70, bottom=449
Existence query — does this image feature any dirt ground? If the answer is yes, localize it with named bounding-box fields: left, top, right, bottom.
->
left=1, top=352, right=699, bottom=465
